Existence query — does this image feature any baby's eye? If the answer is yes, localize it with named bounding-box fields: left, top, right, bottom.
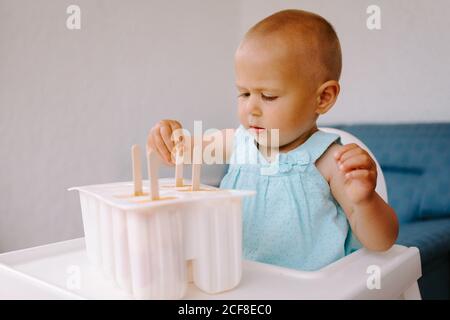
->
left=238, top=92, right=250, bottom=98
left=261, top=93, right=278, bottom=101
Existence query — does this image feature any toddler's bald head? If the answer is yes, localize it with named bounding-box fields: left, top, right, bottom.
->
left=240, top=9, right=342, bottom=84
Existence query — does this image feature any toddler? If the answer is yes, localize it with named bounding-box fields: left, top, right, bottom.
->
left=147, top=9, right=399, bottom=271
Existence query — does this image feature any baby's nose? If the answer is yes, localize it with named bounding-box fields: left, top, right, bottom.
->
left=247, top=97, right=262, bottom=116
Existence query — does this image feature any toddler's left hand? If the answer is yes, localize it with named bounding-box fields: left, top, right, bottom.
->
left=334, top=143, right=377, bottom=205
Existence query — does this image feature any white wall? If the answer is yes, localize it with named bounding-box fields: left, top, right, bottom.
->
left=0, top=0, right=239, bottom=252
left=1, top=0, right=449, bottom=252
left=238, top=0, right=450, bottom=124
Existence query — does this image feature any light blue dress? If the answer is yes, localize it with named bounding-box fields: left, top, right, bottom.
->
left=219, top=125, right=361, bottom=271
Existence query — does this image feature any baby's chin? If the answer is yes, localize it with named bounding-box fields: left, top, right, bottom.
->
left=250, top=131, right=282, bottom=149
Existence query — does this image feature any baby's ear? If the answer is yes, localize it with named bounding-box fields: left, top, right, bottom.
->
left=315, top=80, right=340, bottom=115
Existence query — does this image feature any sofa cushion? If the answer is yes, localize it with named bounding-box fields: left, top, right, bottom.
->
left=419, top=166, right=450, bottom=220
left=396, top=218, right=450, bottom=265
left=332, top=123, right=450, bottom=222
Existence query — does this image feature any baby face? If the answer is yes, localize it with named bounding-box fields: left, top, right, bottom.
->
left=235, top=38, right=320, bottom=152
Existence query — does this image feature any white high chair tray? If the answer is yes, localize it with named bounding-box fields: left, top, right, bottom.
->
left=0, top=238, right=421, bottom=300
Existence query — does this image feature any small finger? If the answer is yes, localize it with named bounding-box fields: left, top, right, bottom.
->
left=167, top=120, right=182, bottom=135
left=171, top=128, right=186, bottom=151
left=153, top=128, right=173, bottom=166
left=147, top=131, right=155, bottom=153
left=334, top=143, right=358, bottom=160
left=337, top=147, right=365, bottom=164
left=160, top=126, right=175, bottom=158
left=345, top=169, right=374, bottom=180
left=339, top=154, right=373, bottom=172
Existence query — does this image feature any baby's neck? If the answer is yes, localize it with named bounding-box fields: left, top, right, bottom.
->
left=279, top=126, right=319, bottom=153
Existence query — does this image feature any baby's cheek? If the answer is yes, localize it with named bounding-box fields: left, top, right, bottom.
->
left=237, top=108, right=247, bottom=127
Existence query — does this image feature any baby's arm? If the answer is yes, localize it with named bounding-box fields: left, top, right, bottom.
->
left=147, top=120, right=235, bottom=166
left=320, top=143, right=399, bottom=251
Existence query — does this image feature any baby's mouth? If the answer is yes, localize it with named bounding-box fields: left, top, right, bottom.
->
left=249, top=125, right=266, bottom=134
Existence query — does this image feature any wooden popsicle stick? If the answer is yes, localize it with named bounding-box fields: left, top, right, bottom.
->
left=131, top=144, right=143, bottom=196
left=175, top=143, right=184, bottom=187
left=146, top=149, right=160, bottom=200
left=191, top=145, right=201, bottom=191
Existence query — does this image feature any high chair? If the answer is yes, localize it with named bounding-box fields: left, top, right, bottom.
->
left=0, top=128, right=422, bottom=300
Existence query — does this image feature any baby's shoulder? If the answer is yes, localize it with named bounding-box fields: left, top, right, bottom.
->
left=315, top=142, right=343, bottom=184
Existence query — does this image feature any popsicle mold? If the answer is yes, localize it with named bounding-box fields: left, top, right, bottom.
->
left=69, top=178, right=255, bottom=299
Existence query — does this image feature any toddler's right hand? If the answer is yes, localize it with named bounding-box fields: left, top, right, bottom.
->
left=147, top=119, right=183, bottom=166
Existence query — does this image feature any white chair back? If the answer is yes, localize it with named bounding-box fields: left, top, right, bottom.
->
left=320, top=127, right=388, bottom=203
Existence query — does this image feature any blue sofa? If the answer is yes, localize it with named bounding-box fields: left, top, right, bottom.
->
left=332, top=123, right=450, bottom=300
